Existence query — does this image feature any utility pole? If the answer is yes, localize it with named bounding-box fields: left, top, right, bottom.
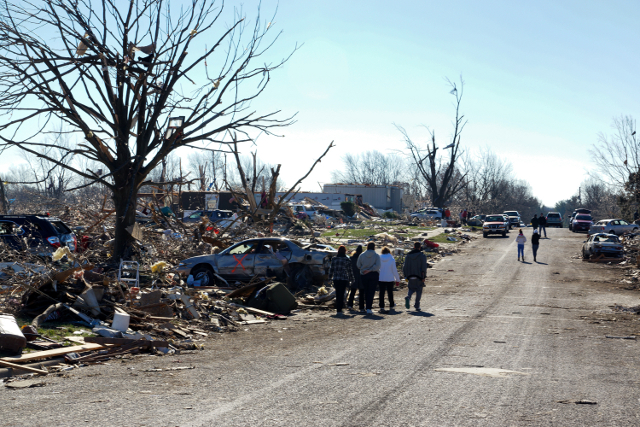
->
left=0, top=178, right=8, bottom=214
left=578, top=186, right=582, bottom=205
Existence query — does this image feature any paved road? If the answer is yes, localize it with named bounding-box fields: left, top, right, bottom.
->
left=4, top=228, right=640, bottom=426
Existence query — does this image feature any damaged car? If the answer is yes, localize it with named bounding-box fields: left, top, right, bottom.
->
left=589, top=219, right=638, bottom=236
left=582, top=233, right=624, bottom=259
left=176, top=237, right=337, bottom=287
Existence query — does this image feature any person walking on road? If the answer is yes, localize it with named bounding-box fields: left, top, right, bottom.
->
left=538, top=213, right=547, bottom=238
left=357, top=242, right=381, bottom=315
left=328, top=245, right=354, bottom=315
left=531, top=214, right=539, bottom=232
left=516, top=229, right=527, bottom=262
left=347, top=245, right=363, bottom=311
left=403, top=242, right=428, bottom=312
left=378, top=247, right=400, bottom=313
left=531, top=229, right=541, bottom=262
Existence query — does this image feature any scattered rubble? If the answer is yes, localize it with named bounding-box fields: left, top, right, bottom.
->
left=0, top=200, right=476, bottom=380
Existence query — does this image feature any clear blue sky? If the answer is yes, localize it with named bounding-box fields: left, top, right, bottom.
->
left=236, top=0, right=640, bottom=206
left=4, top=0, right=639, bottom=207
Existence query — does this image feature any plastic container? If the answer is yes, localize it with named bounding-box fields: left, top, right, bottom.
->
left=0, top=314, right=27, bottom=354
left=112, top=311, right=130, bottom=332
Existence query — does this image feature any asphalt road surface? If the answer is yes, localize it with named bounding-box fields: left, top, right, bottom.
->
left=4, top=227, right=640, bottom=426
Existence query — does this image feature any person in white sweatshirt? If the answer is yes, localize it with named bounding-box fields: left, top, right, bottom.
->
left=378, top=247, right=400, bottom=313
left=516, top=229, right=527, bottom=261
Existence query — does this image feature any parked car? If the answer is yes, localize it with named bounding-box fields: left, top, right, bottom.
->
left=570, top=214, right=593, bottom=233
left=182, top=209, right=234, bottom=224
left=0, top=214, right=76, bottom=256
left=482, top=214, right=509, bottom=237
left=467, top=215, right=485, bottom=227
left=545, top=212, right=563, bottom=228
left=589, top=219, right=638, bottom=236
left=503, top=211, right=521, bottom=228
left=582, top=233, right=624, bottom=259
left=410, top=209, right=442, bottom=221
left=569, top=208, right=592, bottom=227
left=176, top=237, right=337, bottom=286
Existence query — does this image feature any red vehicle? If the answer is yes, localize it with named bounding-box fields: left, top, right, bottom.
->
left=571, top=214, right=593, bottom=233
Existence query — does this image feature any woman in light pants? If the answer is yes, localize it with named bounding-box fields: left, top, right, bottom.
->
left=516, top=229, right=526, bottom=261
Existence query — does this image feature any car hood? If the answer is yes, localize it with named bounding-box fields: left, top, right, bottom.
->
left=180, top=254, right=217, bottom=265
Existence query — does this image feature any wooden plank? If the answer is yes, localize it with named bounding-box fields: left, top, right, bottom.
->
left=64, top=336, right=86, bottom=345
left=0, top=359, right=48, bottom=375
left=0, top=343, right=108, bottom=364
left=84, top=337, right=169, bottom=348
left=228, top=303, right=277, bottom=317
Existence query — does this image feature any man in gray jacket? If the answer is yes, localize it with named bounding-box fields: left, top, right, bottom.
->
left=356, top=242, right=381, bottom=314
left=403, top=242, right=428, bottom=311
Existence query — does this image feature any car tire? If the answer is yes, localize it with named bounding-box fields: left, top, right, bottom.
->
left=191, top=265, right=216, bottom=287
left=502, top=231, right=506, bottom=237
left=634, top=228, right=639, bottom=233
left=582, top=249, right=589, bottom=259
left=608, top=230, right=615, bottom=235
left=483, top=233, right=487, bottom=238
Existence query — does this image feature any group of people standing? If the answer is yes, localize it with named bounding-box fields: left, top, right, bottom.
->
left=442, top=207, right=474, bottom=225
left=328, top=242, right=429, bottom=316
left=530, top=213, right=547, bottom=237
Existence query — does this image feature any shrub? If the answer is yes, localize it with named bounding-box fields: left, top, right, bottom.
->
left=340, top=201, right=357, bottom=217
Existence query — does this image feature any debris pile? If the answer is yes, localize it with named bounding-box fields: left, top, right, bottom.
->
left=0, top=198, right=475, bottom=379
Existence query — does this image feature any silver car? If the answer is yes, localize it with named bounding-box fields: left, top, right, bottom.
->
left=582, top=233, right=624, bottom=259
left=176, top=237, right=336, bottom=286
left=589, top=219, right=638, bottom=236
left=410, top=209, right=442, bottom=220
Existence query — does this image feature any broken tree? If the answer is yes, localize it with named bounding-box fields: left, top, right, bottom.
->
left=0, top=0, right=295, bottom=259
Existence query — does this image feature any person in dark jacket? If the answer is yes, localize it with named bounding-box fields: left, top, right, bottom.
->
left=538, top=213, right=547, bottom=238
left=356, top=242, right=381, bottom=315
left=531, top=229, right=541, bottom=262
left=328, top=245, right=354, bottom=315
left=403, top=242, right=428, bottom=311
left=531, top=214, right=539, bottom=231
left=347, top=246, right=363, bottom=311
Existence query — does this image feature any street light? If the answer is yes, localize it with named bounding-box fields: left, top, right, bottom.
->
left=165, top=116, right=185, bottom=139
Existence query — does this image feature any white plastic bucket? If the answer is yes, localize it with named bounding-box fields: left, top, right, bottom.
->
left=112, top=311, right=130, bottom=332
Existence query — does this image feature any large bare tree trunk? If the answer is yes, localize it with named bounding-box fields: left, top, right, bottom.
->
left=112, top=171, right=138, bottom=260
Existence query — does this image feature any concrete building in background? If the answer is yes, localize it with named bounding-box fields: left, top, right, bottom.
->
left=322, top=183, right=404, bottom=213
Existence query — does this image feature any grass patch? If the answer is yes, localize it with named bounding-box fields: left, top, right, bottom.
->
left=14, top=316, right=96, bottom=350
left=322, top=225, right=435, bottom=240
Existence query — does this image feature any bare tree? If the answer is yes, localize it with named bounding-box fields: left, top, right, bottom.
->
left=226, top=137, right=334, bottom=225
left=188, top=147, right=225, bottom=191
left=0, top=1, right=295, bottom=258
left=331, top=150, right=406, bottom=186
left=397, top=77, right=467, bottom=208
left=590, top=115, right=638, bottom=188
left=580, top=178, right=619, bottom=219
left=460, top=148, right=513, bottom=214
left=19, top=126, right=77, bottom=201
